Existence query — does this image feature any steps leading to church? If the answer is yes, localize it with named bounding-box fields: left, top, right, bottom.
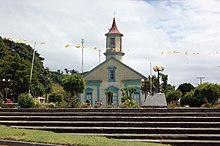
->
left=1, top=121, right=220, bottom=128
left=0, top=108, right=220, bottom=146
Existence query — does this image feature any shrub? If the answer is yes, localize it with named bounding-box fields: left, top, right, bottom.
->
left=195, top=83, right=220, bottom=106
left=180, top=90, right=206, bottom=107
left=54, top=93, right=64, bottom=107
left=166, top=90, right=182, bottom=104
left=18, top=93, right=35, bottom=108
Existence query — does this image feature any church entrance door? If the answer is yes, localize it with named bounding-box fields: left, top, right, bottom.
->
left=106, top=91, right=118, bottom=106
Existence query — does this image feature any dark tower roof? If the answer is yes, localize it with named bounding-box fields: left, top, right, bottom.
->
left=105, top=18, right=123, bottom=36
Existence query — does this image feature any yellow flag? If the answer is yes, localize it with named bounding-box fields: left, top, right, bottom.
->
left=75, top=46, right=81, bottom=48
left=93, top=47, right=97, bottom=50
left=16, top=39, right=22, bottom=43
left=65, top=44, right=70, bottom=48
left=6, top=37, right=13, bottom=40
left=40, top=42, right=46, bottom=45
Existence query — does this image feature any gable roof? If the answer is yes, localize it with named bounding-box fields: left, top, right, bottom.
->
left=83, top=58, right=146, bottom=79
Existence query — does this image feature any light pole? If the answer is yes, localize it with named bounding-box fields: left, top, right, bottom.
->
left=153, top=66, right=165, bottom=93
left=2, top=78, right=10, bottom=99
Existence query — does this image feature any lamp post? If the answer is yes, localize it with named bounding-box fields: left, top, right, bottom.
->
left=153, top=66, right=165, bottom=93
left=2, top=78, right=10, bottom=99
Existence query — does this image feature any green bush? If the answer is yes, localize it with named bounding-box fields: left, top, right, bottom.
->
left=54, top=93, right=64, bottom=107
left=180, top=90, right=206, bottom=107
left=166, top=90, right=182, bottom=104
left=195, top=83, right=220, bottom=106
left=18, top=93, right=35, bottom=108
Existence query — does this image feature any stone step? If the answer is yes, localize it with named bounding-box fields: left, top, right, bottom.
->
left=70, top=133, right=220, bottom=141
left=2, top=121, right=220, bottom=128
left=119, top=139, right=220, bottom=146
left=11, top=126, right=220, bottom=134
left=1, top=108, right=220, bottom=113
left=0, top=112, right=219, bottom=117
left=1, top=116, right=220, bottom=122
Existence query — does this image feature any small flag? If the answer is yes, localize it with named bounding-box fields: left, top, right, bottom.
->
left=16, top=39, right=22, bottom=43
left=75, top=46, right=81, bottom=48
left=93, top=47, right=97, bottom=50
left=161, top=51, right=164, bottom=55
left=6, top=37, right=13, bottom=40
left=40, top=42, right=46, bottom=45
left=65, top=44, right=70, bottom=48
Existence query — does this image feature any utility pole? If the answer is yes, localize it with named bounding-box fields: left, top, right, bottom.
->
left=81, top=39, right=84, bottom=73
left=196, top=77, right=205, bottom=85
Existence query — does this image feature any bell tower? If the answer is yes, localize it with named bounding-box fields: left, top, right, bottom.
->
left=104, top=17, right=124, bottom=61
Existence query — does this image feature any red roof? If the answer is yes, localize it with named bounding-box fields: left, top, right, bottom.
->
left=106, top=18, right=123, bottom=36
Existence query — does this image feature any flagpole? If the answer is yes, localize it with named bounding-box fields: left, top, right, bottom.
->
left=81, top=39, right=84, bottom=73
left=150, top=62, right=152, bottom=95
left=29, top=41, right=36, bottom=95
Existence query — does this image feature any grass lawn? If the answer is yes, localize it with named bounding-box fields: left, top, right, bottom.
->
left=0, top=125, right=170, bottom=146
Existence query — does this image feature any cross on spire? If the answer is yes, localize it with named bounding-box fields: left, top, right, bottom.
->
left=113, top=12, right=116, bottom=18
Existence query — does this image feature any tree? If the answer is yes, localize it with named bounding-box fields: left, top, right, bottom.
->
left=141, top=75, right=157, bottom=98
left=64, top=68, right=69, bottom=74
left=160, top=73, right=168, bottom=92
left=69, top=69, right=79, bottom=74
left=194, top=83, right=220, bottom=106
left=166, top=89, right=182, bottom=104
left=31, top=84, right=45, bottom=97
left=177, top=83, right=195, bottom=96
left=141, top=73, right=169, bottom=98
left=180, top=90, right=206, bottom=107
left=62, top=74, right=86, bottom=107
left=0, top=37, right=51, bottom=102
left=120, top=87, right=136, bottom=108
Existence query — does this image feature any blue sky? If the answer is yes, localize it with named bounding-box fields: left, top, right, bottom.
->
left=1, top=0, right=220, bottom=86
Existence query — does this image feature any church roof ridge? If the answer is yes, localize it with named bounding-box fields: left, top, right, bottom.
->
left=105, top=17, right=123, bottom=36
left=83, top=58, right=146, bottom=79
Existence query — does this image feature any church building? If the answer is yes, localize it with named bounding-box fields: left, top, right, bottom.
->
left=81, top=18, right=146, bottom=106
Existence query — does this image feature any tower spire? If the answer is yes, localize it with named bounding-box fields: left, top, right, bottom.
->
left=105, top=17, right=123, bottom=36
left=104, top=17, right=124, bottom=61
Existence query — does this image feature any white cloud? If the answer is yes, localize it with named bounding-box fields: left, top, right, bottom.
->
left=1, top=0, right=220, bottom=86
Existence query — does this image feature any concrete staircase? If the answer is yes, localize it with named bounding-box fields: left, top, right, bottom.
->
left=0, top=108, right=220, bottom=146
